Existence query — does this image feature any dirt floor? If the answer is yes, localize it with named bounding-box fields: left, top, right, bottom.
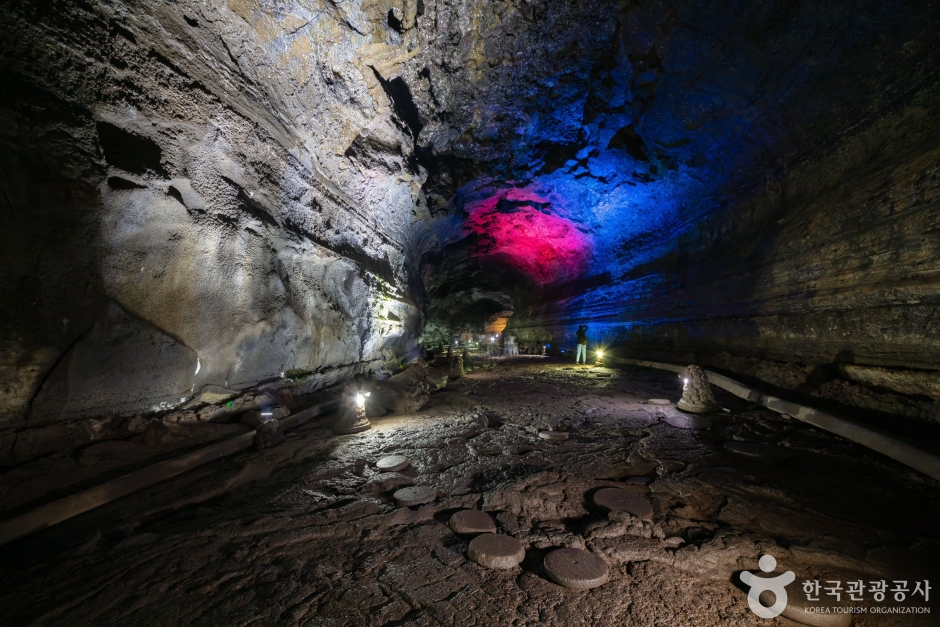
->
left=1, top=358, right=938, bottom=626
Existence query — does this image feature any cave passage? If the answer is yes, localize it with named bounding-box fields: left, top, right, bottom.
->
left=1, top=0, right=940, bottom=625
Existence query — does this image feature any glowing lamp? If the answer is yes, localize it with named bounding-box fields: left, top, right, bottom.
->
left=596, top=350, right=604, bottom=358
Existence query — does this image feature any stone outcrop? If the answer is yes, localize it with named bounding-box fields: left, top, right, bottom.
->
left=371, top=364, right=433, bottom=413
left=0, top=0, right=432, bottom=464
left=449, top=354, right=466, bottom=379
left=253, top=417, right=285, bottom=448
left=840, top=365, right=940, bottom=400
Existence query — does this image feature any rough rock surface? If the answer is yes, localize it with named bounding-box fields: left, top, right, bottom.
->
left=407, top=0, right=940, bottom=384
left=841, top=364, right=940, bottom=401
left=592, top=488, right=653, bottom=521
left=449, top=354, right=466, bottom=380
left=0, top=360, right=937, bottom=626
left=449, top=509, right=497, bottom=535
left=0, top=0, right=430, bottom=465
left=253, top=417, right=285, bottom=449
left=3, top=0, right=940, bottom=468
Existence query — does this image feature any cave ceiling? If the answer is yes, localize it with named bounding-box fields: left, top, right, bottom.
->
left=3, top=0, right=938, bottom=341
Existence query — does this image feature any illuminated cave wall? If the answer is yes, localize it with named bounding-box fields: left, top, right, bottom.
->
left=515, top=104, right=940, bottom=372
left=0, top=0, right=432, bottom=465
left=418, top=0, right=940, bottom=379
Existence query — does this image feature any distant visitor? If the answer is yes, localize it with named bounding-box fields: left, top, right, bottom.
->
left=576, top=325, right=588, bottom=364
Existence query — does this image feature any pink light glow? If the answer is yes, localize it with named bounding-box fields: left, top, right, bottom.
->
left=463, top=188, right=592, bottom=285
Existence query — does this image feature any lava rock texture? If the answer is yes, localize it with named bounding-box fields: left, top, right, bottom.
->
left=1, top=361, right=937, bottom=626
left=2, top=0, right=940, bottom=465
left=0, top=0, right=437, bottom=465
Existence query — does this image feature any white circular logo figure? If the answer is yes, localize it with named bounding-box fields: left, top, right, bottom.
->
left=739, top=555, right=795, bottom=618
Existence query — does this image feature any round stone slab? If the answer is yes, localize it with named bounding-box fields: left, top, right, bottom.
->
left=758, top=586, right=852, bottom=627
left=593, top=487, right=654, bottom=520
left=539, top=430, right=569, bottom=441
left=723, top=441, right=791, bottom=462
left=376, top=454, right=410, bottom=472
left=467, top=534, right=525, bottom=569
left=543, top=548, right=609, bottom=590
left=393, top=485, right=437, bottom=507
left=647, top=398, right=672, bottom=405
left=450, top=510, right=498, bottom=535
left=662, top=412, right=713, bottom=430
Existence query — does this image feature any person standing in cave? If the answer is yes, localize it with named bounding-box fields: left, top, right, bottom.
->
left=575, top=325, right=588, bottom=364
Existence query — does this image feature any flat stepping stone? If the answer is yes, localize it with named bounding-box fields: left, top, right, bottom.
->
left=543, top=548, right=609, bottom=589
left=376, top=454, right=410, bottom=472
left=723, top=441, right=791, bottom=462
left=625, top=476, right=651, bottom=485
left=539, top=430, right=569, bottom=440
left=593, top=487, right=653, bottom=520
left=449, top=510, right=497, bottom=535
left=758, top=586, right=852, bottom=627
left=393, top=485, right=437, bottom=507
left=662, top=412, right=712, bottom=430
left=647, top=398, right=671, bottom=405
left=595, top=373, right=611, bottom=378
left=467, top=533, right=525, bottom=569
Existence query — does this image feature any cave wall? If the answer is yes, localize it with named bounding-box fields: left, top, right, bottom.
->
left=3, top=0, right=940, bottom=465
left=410, top=0, right=940, bottom=357
left=510, top=82, right=940, bottom=387
left=0, top=0, right=433, bottom=465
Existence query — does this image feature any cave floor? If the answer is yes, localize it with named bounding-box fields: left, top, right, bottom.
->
left=1, top=358, right=938, bottom=626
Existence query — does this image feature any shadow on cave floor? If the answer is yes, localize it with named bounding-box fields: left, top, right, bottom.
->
left=0, top=360, right=937, bottom=626
left=699, top=363, right=940, bottom=459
